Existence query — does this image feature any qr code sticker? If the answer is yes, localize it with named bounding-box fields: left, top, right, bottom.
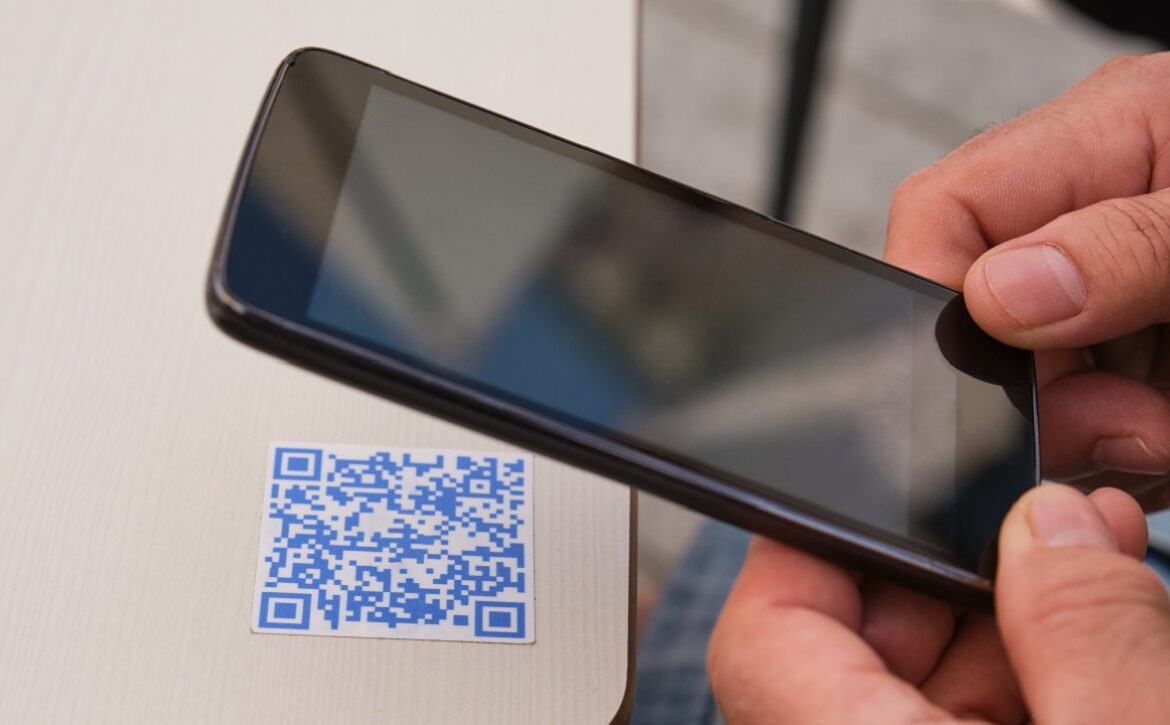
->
left=252, top=442, right=534, bottom=643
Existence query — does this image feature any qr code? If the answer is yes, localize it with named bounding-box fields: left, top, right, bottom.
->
left=252, top=442, right=534, bottom=643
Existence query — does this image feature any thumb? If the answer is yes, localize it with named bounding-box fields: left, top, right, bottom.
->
left=996, top=483, right=1170, bottom=722
left=965, top=189, right=1170, bottom=349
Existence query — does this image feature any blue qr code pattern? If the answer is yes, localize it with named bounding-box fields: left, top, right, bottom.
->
left=254, top=443, right=533, bottom=642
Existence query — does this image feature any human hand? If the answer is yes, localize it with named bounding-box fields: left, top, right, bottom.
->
left=886, top=53, right=1170, bottom=508
left=707, top=53, right=1170, bottom=723
left=707, top=484, right=1170, bottom=723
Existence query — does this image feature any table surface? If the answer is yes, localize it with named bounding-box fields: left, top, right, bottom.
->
left=0, top=2, right=637, bottom=723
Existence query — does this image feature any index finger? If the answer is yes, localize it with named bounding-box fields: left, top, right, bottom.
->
left=885, top=53, right=1170, bottom=286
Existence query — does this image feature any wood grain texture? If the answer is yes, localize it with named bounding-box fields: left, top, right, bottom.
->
left=0, top=2, right=636, bottom=722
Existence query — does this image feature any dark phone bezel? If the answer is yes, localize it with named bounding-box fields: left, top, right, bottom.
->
left=207, top=47, right=1039, bottom=610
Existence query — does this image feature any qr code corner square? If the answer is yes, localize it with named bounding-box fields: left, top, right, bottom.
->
left=273, top=447, right=323, bottom=481
left=257, top=591, right=313, bottom=630
left=474, top=601, right=527, bottom=640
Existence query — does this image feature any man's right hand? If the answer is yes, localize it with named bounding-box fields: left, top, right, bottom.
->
left=885, top=52, right=1170, bottom=508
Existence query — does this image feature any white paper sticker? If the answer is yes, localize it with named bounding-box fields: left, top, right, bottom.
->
left=253, top=443, right=534, bottom=643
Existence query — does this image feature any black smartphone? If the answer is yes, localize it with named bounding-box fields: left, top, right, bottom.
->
left=207, top=48, right=1037, bottom=609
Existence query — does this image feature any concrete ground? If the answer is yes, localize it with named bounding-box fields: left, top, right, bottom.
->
left=636, top=0, right=1155, bottom=614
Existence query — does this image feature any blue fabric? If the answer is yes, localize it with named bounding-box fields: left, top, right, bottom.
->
left=1146, top=549, right=1170, bottom=587
left=632, top=521, right=750, bottom=725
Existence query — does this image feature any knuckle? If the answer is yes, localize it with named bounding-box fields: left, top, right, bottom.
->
left=1091, top=52, right=1170, bottom=89
left=889, top=164, right=958, bottom=232
left=1089, top=197, right=1170, bottom=299
left=705, top=616, right=733, bottom=685
left=706, top=624, right=762, bottom=723
left=706, top=608, right=763, bottom=709
left=890, top=167, right=934, bottom=210
left=1095, top=54, right=1146, bottom=78
left=705, top=643, right=725, bottom=687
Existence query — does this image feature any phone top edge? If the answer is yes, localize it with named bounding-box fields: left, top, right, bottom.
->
left=264, top=47, right=958, bottom=297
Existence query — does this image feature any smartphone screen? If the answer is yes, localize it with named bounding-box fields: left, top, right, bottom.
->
left=224, top=50, right=1035, bottom=576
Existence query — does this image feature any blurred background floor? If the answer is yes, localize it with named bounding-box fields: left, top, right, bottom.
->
left=635, top=0, right=1155, bottom=624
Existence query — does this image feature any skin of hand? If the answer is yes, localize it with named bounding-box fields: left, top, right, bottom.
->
left=708, top=485, right=1170, bottom=723
left=708, top=53, right=1170, bottom=723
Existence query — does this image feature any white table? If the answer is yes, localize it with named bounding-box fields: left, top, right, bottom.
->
left=0, top=2, right=636, bottom=722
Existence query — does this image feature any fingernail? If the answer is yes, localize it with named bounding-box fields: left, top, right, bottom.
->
left=983, top=245, right=1086, bottom=327
left=1028, top=485, right=1116, bottom=550
left=1092, top=437, right=1168, bottom=475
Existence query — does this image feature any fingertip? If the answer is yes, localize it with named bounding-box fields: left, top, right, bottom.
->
left=1036, top=371, right=1170, bottom=483
left=999, top=483, right=1118, bottom=563
left=962, top=252, right=1032, bottom=346
left=994, top=486, right=1170, bottom=724
left=1088, top=487, right=1149, bottom=559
